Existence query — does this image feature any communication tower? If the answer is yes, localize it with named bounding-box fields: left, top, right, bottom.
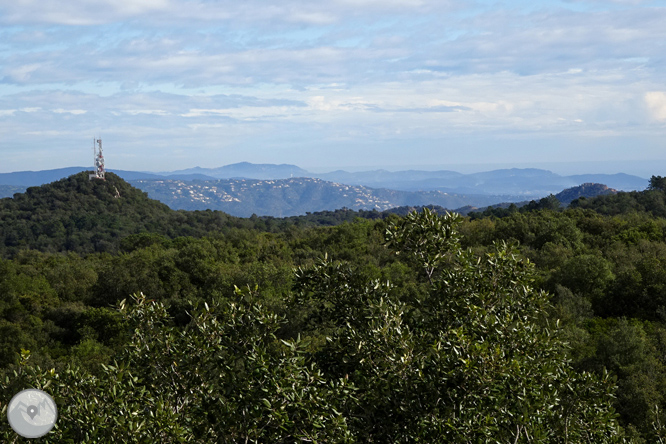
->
left=89, top=138, right=105, bottom=180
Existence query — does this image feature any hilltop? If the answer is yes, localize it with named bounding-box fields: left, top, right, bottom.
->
left=0, top=172, right=246, bottom=257
left=555, top=182, right=617, bottom=204
left=459, top=182, right=620, bottom=217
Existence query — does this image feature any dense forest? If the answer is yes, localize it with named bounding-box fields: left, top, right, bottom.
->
left=2, top=172, right=666, bottom=442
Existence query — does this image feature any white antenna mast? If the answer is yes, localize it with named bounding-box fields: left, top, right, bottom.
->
left=89, top=137, right=106, bottom=181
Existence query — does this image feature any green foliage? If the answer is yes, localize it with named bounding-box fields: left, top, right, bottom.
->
left=522, top=194, right=562, bottom=212
left=1, top=293, right=354, bottom=443
left=571, top=189, right=666, bottom=218
left=292, top=209, right=625, bottom=442
left=122, top=291, right=354, bottom=442
left=649, top=176, right=666, bottom=192
left=7, top=173, right=666, bottom=441
left=385, top=208, right=462, bottom=284
left=0, top=209, right=629, bottom=442
left=1, top=350, right=192, bottom=443
left=552, top=254, right=614, bottom=302
left=578, top=318, right=666, bottom=436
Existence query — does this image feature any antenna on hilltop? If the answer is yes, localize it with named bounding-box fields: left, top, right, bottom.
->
left=89, top=137, right=106, bottom=181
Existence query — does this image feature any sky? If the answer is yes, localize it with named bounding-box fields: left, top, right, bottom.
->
left=1, top=0, right=665, bottom=175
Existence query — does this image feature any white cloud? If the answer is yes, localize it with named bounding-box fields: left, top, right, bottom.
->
left=567, top=0, right=653, bottom=5
left=2, top=4, right=665, bottom=89
left=1, top=1, right=666, bottom=171
left=336, top=0, right=425, bottom=5
left=123, top=109, right=170, bottom=116
left=53, top=109, right=87, bottom=115
left=645, top=92, right=666, bottom=121
left=5, top=64, right=43, bottom=83
left=286, top=11, right=336, bottom=25
left=0, top=0, right=451, bottom=26
left=2, top=0, right=171, bottom=25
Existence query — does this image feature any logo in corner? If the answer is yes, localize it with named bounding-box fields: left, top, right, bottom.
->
left=7, top=389, right=58, bottom=438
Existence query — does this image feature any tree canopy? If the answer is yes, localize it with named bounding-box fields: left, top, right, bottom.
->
left=1, top=208, right=627, bottom=442
left=3, top=175, right=666, bottom=441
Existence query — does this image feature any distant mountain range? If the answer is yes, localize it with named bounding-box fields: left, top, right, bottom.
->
left=0, top=162, right=649, bottom=192
left=0, top=162, right=650, bottom=217
left=318, top=168, right=644, bottom=196
left=162, top=162, right=310, bottom=180
left=131, top=177, right=508, bottom=217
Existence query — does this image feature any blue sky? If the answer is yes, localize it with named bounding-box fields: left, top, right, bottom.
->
left=1, top=0, right=665, bottom=174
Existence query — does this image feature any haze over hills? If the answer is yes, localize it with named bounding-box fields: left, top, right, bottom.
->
left=316, top=168, right=646, bottom=195
left=0, top=162, right=648, bottom=192
left=162, top=162, right=310, bottom=180
left=148, top=163, right=649, bottom=196
left=0, top=162, right=650, bottom=217
left=131, top=177, right=507, bottom=217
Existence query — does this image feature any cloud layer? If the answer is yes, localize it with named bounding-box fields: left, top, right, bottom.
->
left=1, top=0, right=665, bottom=172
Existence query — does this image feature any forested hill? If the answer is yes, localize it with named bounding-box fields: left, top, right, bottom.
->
left=0, top=172, right=251, bottom=257
left=471, top=176, right=666, bottom=218
left=1, top=170, right=659, bottom=258
left=570, top=178, right=666, bottom=216
left=555, top=182, right=617, bottom=204
left=0, top=172, right=448, bottom=257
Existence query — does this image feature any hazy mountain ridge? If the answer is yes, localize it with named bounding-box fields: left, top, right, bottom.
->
left=130, top=177, right=509, bottom=217
left=451, top=183, right=620, bottom=216
left=0, top=163, right=647, bottom=217
left=162, top=162, right=310, bottom=180
left=0, top=167, right=90, bottom=187
left=0, top=163, right=648, bottom=196
left=324, top=168, right=645, bottom=196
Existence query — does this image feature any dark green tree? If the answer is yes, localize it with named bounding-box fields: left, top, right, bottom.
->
left=1, top=291, right=355, bottom=443
left=648, top=176, right=666, bottom=192
left=293, top=208, right=626, bottom=442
